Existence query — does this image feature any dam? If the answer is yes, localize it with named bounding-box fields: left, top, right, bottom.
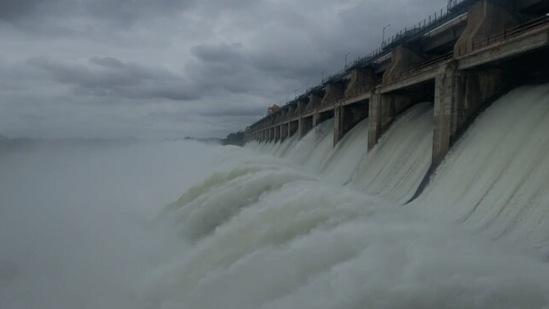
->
left=5, top=0, right=549, bottom=308
left=165, top=81, right=549, bottom=307
left=242, top=0, right=549, bottom=172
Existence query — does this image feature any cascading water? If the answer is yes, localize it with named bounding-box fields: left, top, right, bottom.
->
left=350, top=102, right=433, bottom=203
left=154, top=84, right=549, bottom=309
left=414, top=84, right=549, bottom=249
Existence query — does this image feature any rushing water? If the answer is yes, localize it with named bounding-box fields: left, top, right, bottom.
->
left=2, top=84, right=549, bottom=308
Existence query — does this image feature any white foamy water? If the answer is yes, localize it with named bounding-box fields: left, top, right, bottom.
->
left=414, top=84, right=549, bottom=249
left=351, top=102, right=433, bottom=203
left=0, top=140, right=221, bottom=309
left=3, top=84, right=549, bottom=309
left=153, top=84, right=549, bottom=309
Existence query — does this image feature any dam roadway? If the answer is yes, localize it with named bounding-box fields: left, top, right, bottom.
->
left=242, top=0, right=549, bottom=171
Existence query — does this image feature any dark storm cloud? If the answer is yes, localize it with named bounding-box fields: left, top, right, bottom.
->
left=28, top=57, right=200, bottom=101
left=0, top=0, right=195, bottom=25
left=0, top=0, right=37, bottom=20
left=0, top=0, right=446, bottom=138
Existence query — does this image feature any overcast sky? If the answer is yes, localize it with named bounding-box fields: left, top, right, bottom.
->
left=0, top=0, right=444, bottom=139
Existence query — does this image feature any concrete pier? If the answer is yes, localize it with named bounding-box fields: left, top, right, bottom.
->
left=454, top=0, right=518, bottom=57
left=368, top=92, right=413, bottom=150
left=383, top=45, right=426, bottom=84
left=334, top=101, right=369, bottom=146
left=289, top=120, right=298, bottom=137
left=280, top=123, right=289, bottom=141
left=298, top=116, right=313, bottom=137
left=321, top=82, right=345, bottom=108
left=433, top=63, right=505, bottom=165
left=344, top=68, right=376, bottom=99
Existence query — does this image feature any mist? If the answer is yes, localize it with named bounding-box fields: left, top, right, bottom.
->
left=0, top=140, right=219, bottom=309
left=2, top=86, right=549, bottom=309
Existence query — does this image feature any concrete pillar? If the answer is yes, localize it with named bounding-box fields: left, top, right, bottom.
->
left=312, top=113, right=321, bottom=127
left=334, top=105, right=344, bottom=146
left=344, top=68, right=376, bottom=99
left=289, top=121, right=298, bottom=137
left=334, top=101, right=369, bottom=146
left=383, top=45, right=425, bottom=84
left=299, top=116, right=313, bottom=137
left=280, top=123, right=289, bottom=141
left=368, top=91, right=413, bottom=150
left=454, top=0, right=517, bottom=57
left=274, top=126, right=281, bottom=142
left=269, top=127, right=275, bottom=142
left=309, top=92, right=322, bottom=112
left=432, top=63, right=505, bottom=165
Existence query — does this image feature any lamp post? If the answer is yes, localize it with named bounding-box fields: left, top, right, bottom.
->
left=382, top=24, right=391, bottom=47
left=344, top=52, right=351, bottom=69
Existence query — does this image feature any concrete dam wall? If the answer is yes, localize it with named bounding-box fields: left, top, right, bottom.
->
left=240, top=0, right=549, bottom=247
left=152, top=80, right=549, bottom=308
left=247, top=82, right=549, bottom=247
left=243, top=0, right=549, bottom=171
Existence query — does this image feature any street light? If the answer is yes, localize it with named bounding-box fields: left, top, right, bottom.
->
left=382, top=24, right=391, bottom=47
left=344, top=52, right=351, bottom=68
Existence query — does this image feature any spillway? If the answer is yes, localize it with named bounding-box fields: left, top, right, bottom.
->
left=351, top=103, right=433, bottom=204
left=249, top=102, right=433, bottom=202
left=157, top=83, right=549, bottom=309
left=414, top=84, right=549, bottom=248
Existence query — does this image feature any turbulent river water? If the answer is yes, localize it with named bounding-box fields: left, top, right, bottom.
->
left=2, top=84, right=549, bottom=308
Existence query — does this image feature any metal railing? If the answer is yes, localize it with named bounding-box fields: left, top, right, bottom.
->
left=349, top=0, right=472, bottom=69
left=384, top=51, right=454, bottom=85
left=470, top=15, right=549, bottom=52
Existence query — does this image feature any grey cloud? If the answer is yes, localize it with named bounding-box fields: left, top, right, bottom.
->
left=0, top=0, right=446, bottom=139
left=0, top=0, right=194, bottom=25
left=28, top=57, right=200, bottom=102
left=191, top=43, right=246, bottom=63
left=0, top=0, right=38, bottom=20
left=197, top=105, right=266, bottom=118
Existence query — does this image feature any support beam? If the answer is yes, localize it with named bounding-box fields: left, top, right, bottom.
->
left=383, top=45, right=426, bottom=84
left=334, top=101, right=369, bottom=146
left=454, top=0, right=518, bottom=57
left=321, top=82, right=345, bottom=108
left=299, top=116, right=313, bottom=137
left=280, top=123, right=289, bottom=141
left=344, top=68, right=376, bottom=99
left=308, top=92, right=323, bottom=113
left=274, top=126, right=281, bottom=142
left=312, top=113, right=321, bottom=127
left=289, top=121, right=298, bottom=137
left=432, top=63, right=505, bottom=165
left=368, top=91, right=413, bottom=150
left=334, top=105, right=344, bottom=146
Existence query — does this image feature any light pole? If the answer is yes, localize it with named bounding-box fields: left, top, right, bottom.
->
left=344, top=52, right=351, bottom=69
left=382, top=24, right=391, bottom=47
